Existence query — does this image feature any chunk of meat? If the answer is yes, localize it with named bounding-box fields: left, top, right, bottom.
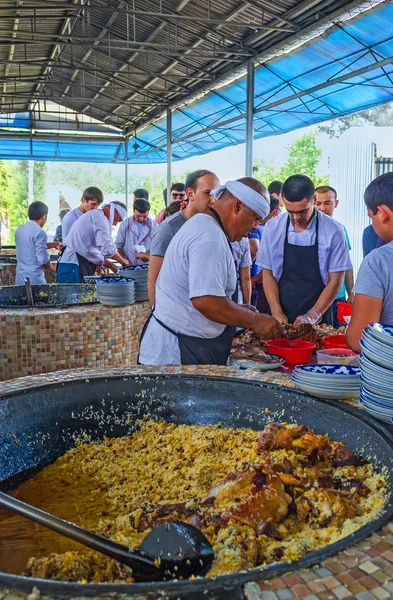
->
left=205, top=463, right=291, bottom=528
left=323, top=443, right=367, bottom=468
left=291, top=432, right=330, bottom=455
left=257, top=423, right=308, bottom=452
left=256, top=521, right=282, bottom=540
left=296, top=489, right=357, bottom=527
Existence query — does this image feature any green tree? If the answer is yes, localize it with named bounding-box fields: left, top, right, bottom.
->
left=319, top=102, right=393, bottom=137
left=253, top=131, right=329, bottom=188
left=33, top=161, right=47, bottom=202
left=0, top=160, right=16, bottom=238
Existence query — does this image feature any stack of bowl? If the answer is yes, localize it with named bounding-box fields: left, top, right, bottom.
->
left=96, top=276, right=136, bottom=307
left=359, top=323, right=393, bottom=423
left=119, top=266, right=149, bottom=301
left=291, top=364, right=361, bottom=399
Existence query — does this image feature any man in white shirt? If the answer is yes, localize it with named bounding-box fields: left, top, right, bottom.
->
left=57, top=201, right=130, bottom=283
left=15, top=202, right=58, bottom=285
left=231, top=237, right=252, bottom=305
left=139, top=177, right=282, bottom=366
left=61, top=186, right=104, bottom=239
left=260, top=175, right=352, bottom=326
left=148, top=169, right=219, bottom=304
left=116, top=198, right=157, bottom=266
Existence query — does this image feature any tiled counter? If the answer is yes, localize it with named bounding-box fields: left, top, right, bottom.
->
left=0, top=302, right=151, bottom=380
left=0, top=365, right=392, bottom=599
left=0, top=263, right=57, bottom=286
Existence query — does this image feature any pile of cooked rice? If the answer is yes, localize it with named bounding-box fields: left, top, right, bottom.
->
left=23, top=420, right=386, bottom=583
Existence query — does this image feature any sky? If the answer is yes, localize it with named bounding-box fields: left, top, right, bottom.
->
left=112, top=124, right=334, bottom=182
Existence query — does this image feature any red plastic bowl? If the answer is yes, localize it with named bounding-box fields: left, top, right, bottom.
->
left=321, top=334, right=350, bottom=350
left=267, top=338, right=316, bottom=365
left=336, top=301, right=352, bottom=324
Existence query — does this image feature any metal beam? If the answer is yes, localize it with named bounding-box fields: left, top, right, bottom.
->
left=166, top=108, right=172, bottom=207
left=120, top=2, right=253, bottom=128
left=1, top=3, right=294, bottom=30
left=245, top=59, right=254, bottom=176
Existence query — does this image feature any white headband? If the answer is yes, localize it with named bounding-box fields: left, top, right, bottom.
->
left=104, top=203, right=127, bottom=225
left=211, top=180, right=270, bottom=218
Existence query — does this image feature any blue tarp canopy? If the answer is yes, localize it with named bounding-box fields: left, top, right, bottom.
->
left=1, top=1, right=392, bottom=163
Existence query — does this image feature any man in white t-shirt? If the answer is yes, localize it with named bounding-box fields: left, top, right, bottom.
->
left=139, top=177, right=282, bottom=366
left=61, top=186, right=104, bottom=239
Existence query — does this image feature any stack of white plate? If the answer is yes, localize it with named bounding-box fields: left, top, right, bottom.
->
left=96, top=276, right=136, bottom=307
left=359, top=323, right=393, bottom=423
left=291, top=364, right=361, bottom=399
left=119, top=266, right=149, bottom=302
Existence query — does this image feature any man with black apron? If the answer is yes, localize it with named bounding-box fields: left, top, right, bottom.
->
left=139, top=177, right=283, bottom=366
left=57, top=201, right=130, bottom=283
left=261, top=175, right=352, bottom=326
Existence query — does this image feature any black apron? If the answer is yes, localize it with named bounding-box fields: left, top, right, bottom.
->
left=57, top=247, right=96, bottom=282
left=278, top=211, right=333, bottom=325
left=139, top=208, right=238, bottom=366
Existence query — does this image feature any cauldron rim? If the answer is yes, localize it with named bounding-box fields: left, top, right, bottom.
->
left=1, top=373, right=393, bottom=598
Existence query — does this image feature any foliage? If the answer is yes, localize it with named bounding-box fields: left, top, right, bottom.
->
left=0, top=160, right=15, bottom=235
left=253, top=131, right=329, bottom=188
left=318, top=102, right=393, bottom=137
left=47, top=162, right=189, bottom=215
left=33, top=161, right=47, bottom=202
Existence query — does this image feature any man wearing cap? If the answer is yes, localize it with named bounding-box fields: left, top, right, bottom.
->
left=57, top=201, right=131, bottom=283
left=139, top=177, right=282, bottom=366
left=261, top=175, right=351, bottom=326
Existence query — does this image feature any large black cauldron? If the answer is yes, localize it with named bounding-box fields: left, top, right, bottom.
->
left=1, top=374, right=393, bottom=600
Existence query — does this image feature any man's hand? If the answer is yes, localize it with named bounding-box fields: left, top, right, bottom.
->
left=243, top=304, right=257, bottom=313
left=271, top=311, right=289, bottom=325
left=137, top=252, right=150, bottom=263
left=107, top=262, right=119, bottom=274
left=96, top=265, right=108, bottom=275
left=121, top=258, right=131, bottom=267
left=47, top=242, right=64, bottom=250
left=347, top=292, right=355, bottom=305
left=251, top=314, right=284, bottom=339
left=294, top=309, right=321, bottom=326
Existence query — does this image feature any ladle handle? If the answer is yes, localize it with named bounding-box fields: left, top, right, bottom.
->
left=24, top=277, right=34, bottom=306
left=0, top=492, right=156, bottom=576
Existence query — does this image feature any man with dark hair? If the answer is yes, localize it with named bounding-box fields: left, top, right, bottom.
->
left=148, top=170, right=219, bottom=304
left=15, top=202, right=59, bottom=285
left=268, top=180, right=283, bottom=208
left=139, top=177, right=282, bottom=365
left=347, top=172, right=393, bottom=352
left=53, top=209, right=70, bottom=243
left=116, top=198, right=157, bottom=266
left=62, top=186, right=104, bottom=239
left=261, top=174, right=351, bottom=325
left=156, top=183, right=187, bottom=224
left=314, top=185, right=354, bottom=327
left=57, top=201, right=130, bottom=283
left=133, top=188, right=149, bottom=201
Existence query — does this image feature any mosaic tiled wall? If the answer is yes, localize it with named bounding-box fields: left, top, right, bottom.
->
left=0, top=264, right=56, bottom=286
left=0, top=302, right=151, bottom=381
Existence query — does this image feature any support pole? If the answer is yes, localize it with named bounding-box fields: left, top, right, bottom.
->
left=166, top=108, right=172, bottom=207
left=124, top=137, right=129, bottom=212
left=245, top=59, right=255, bottom=177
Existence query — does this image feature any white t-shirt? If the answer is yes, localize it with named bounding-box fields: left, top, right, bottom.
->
left=257, top=210, right=352, bottom=285
left=231, top=237, right=252, bottom=304
left=61, top=207, right=83, bottom=239
left=139, top=213, right=237, bottom=365
left=15, top=221, right=49, bottom=285
left=60, top=210, right=117, bottom=266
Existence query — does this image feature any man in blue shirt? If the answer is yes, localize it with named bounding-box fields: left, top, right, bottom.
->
left=314, top=186, right=354, bottom=327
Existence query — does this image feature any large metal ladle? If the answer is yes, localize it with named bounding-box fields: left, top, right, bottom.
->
left=0, top=492, right=214, bottom=582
